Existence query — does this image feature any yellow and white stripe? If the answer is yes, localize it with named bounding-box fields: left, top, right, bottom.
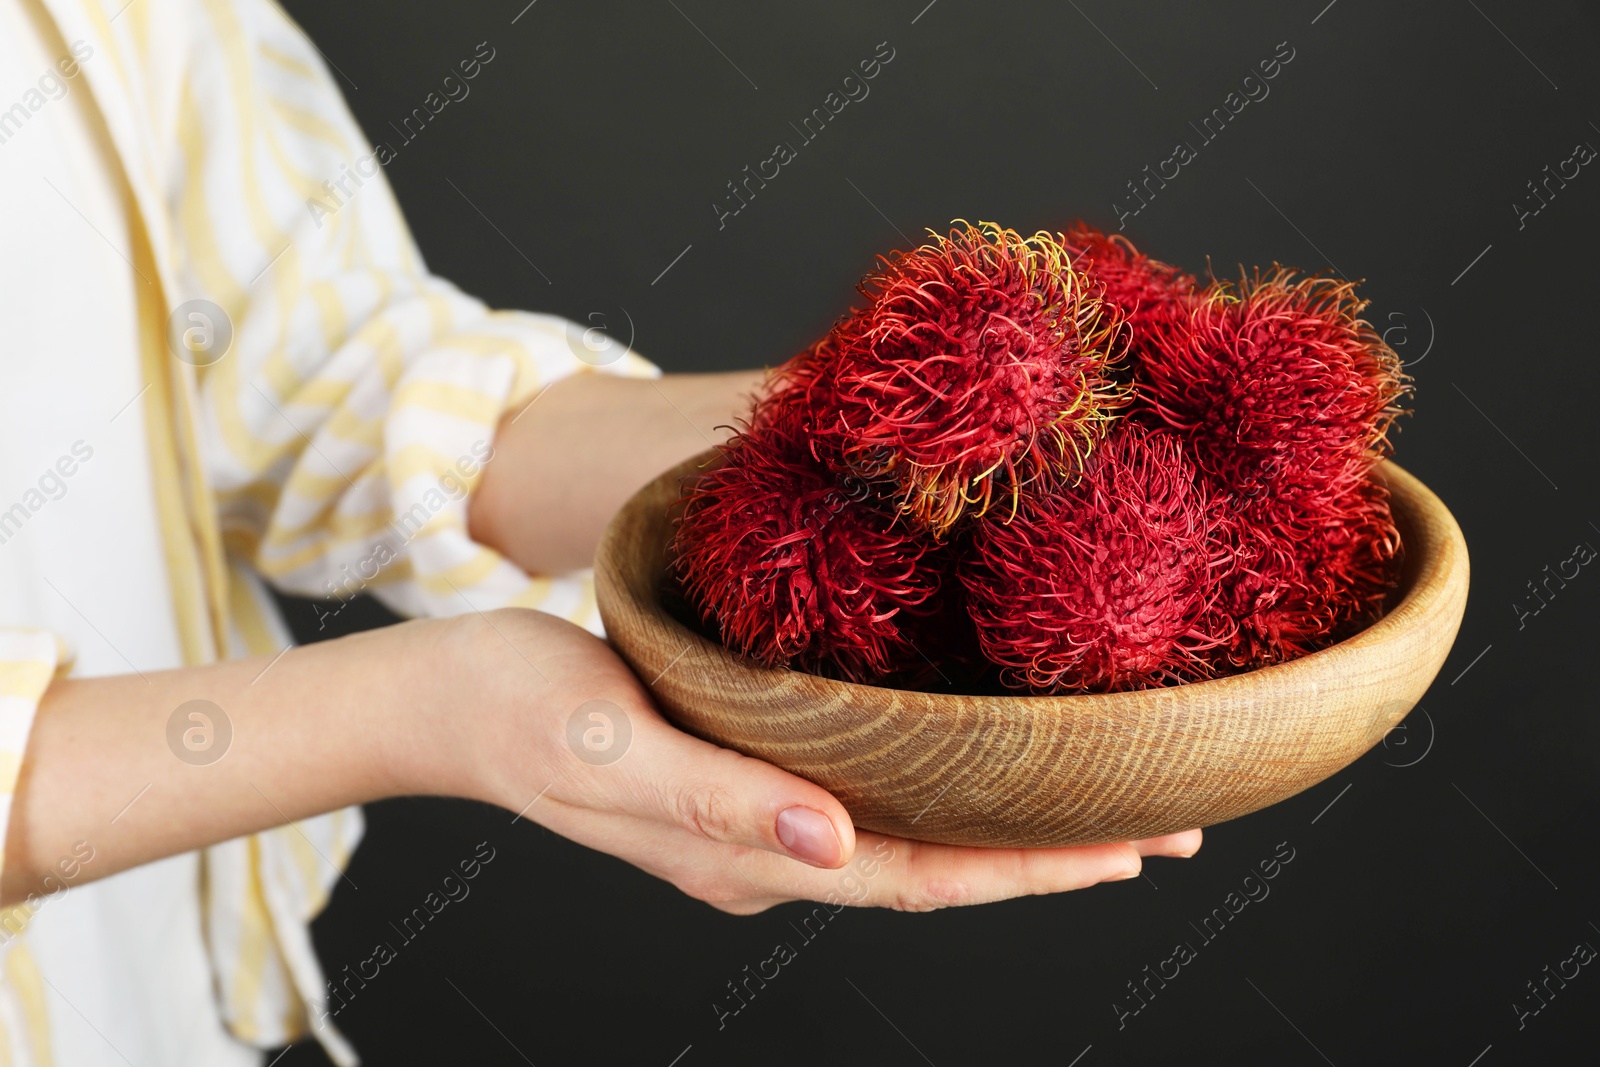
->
left=0, top=0, right=659, bottom=1062
left=0, top=632, right=71, bottom=1067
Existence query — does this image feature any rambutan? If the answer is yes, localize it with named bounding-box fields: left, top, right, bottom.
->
left=960, top=423, right=1230, bottom=693
left=792, top=220, right=1125, bottom=537
left=670, top=401, right=942, bottom=684
left=675, top=229, right=1412, bottom=691
left=1138, top=269, right=1409, bottom=670
left=1139, top=269, right=1408, bottom=524
left=1065, top=222, right=1198, bottom=350
left=1207, top=476, right=1402, bottom=670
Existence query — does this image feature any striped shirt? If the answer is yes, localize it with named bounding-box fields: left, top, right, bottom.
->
left=0, top=0, right=655, bottom=1062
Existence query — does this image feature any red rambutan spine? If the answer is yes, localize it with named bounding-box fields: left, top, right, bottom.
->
left=670, top=397, right=943, bottom=684
left=1138, top=268, right=1410, bottom=670
left=961, top=423, right=1232, bottom=693
left=789, top=220, right=1126, bottom=537
left=1065, top=221, right=1198, bottom=353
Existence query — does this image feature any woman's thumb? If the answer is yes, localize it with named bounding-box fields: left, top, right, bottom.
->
left=618, top=717, right=858, bottom=868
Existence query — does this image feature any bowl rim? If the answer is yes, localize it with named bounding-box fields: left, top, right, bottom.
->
left=603, top=454, right=1466, bottom=709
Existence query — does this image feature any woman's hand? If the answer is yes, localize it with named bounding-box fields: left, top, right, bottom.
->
left=439, top=609, right=1202, bottom=914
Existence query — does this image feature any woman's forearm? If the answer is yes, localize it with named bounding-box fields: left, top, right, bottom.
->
left=469, top=370, right=765, bottom=575
left=0, top=616, right=472, bottom=906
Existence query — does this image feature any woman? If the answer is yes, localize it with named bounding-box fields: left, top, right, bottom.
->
left=0, top=0, right=1201, bottom=1062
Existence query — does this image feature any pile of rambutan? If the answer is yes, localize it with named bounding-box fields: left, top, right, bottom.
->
left=670, top=220, right=1409, bottom=694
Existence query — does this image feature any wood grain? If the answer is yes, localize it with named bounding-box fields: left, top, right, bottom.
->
left=595, top=453, right=1470, bottom=848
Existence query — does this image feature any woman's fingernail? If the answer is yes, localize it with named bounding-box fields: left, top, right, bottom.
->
left=776, top=807, right=842, bottom=867
left=1110, top=867, right=1141, bottom=881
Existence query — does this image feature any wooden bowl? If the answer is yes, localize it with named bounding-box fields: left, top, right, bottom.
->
left=595, top=453, right=1469, bottom=848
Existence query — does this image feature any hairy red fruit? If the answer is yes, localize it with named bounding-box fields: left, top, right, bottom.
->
left=670, top=403, right=942, bottom=684
left=681, top=233, right=1410, bottom=690
left=961, top=423, right=1231, bottom=693
left=1138, top=269, right=1409, bottom=670
left=1065, top=222, right=1198, bottom=351
left=789, top=220, right=1125, bottom=537
left=1140, top=269, right=1408, bottom=524
left=1207, top=475, right=1402, bottom=670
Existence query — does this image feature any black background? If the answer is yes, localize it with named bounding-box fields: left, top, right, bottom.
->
left=268, top=1, right=1600, bottom=1064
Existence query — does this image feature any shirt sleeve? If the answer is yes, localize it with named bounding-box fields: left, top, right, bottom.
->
left=176, top=0, right=658, bottom=634
left=0, top=630, right=67, bottom=892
